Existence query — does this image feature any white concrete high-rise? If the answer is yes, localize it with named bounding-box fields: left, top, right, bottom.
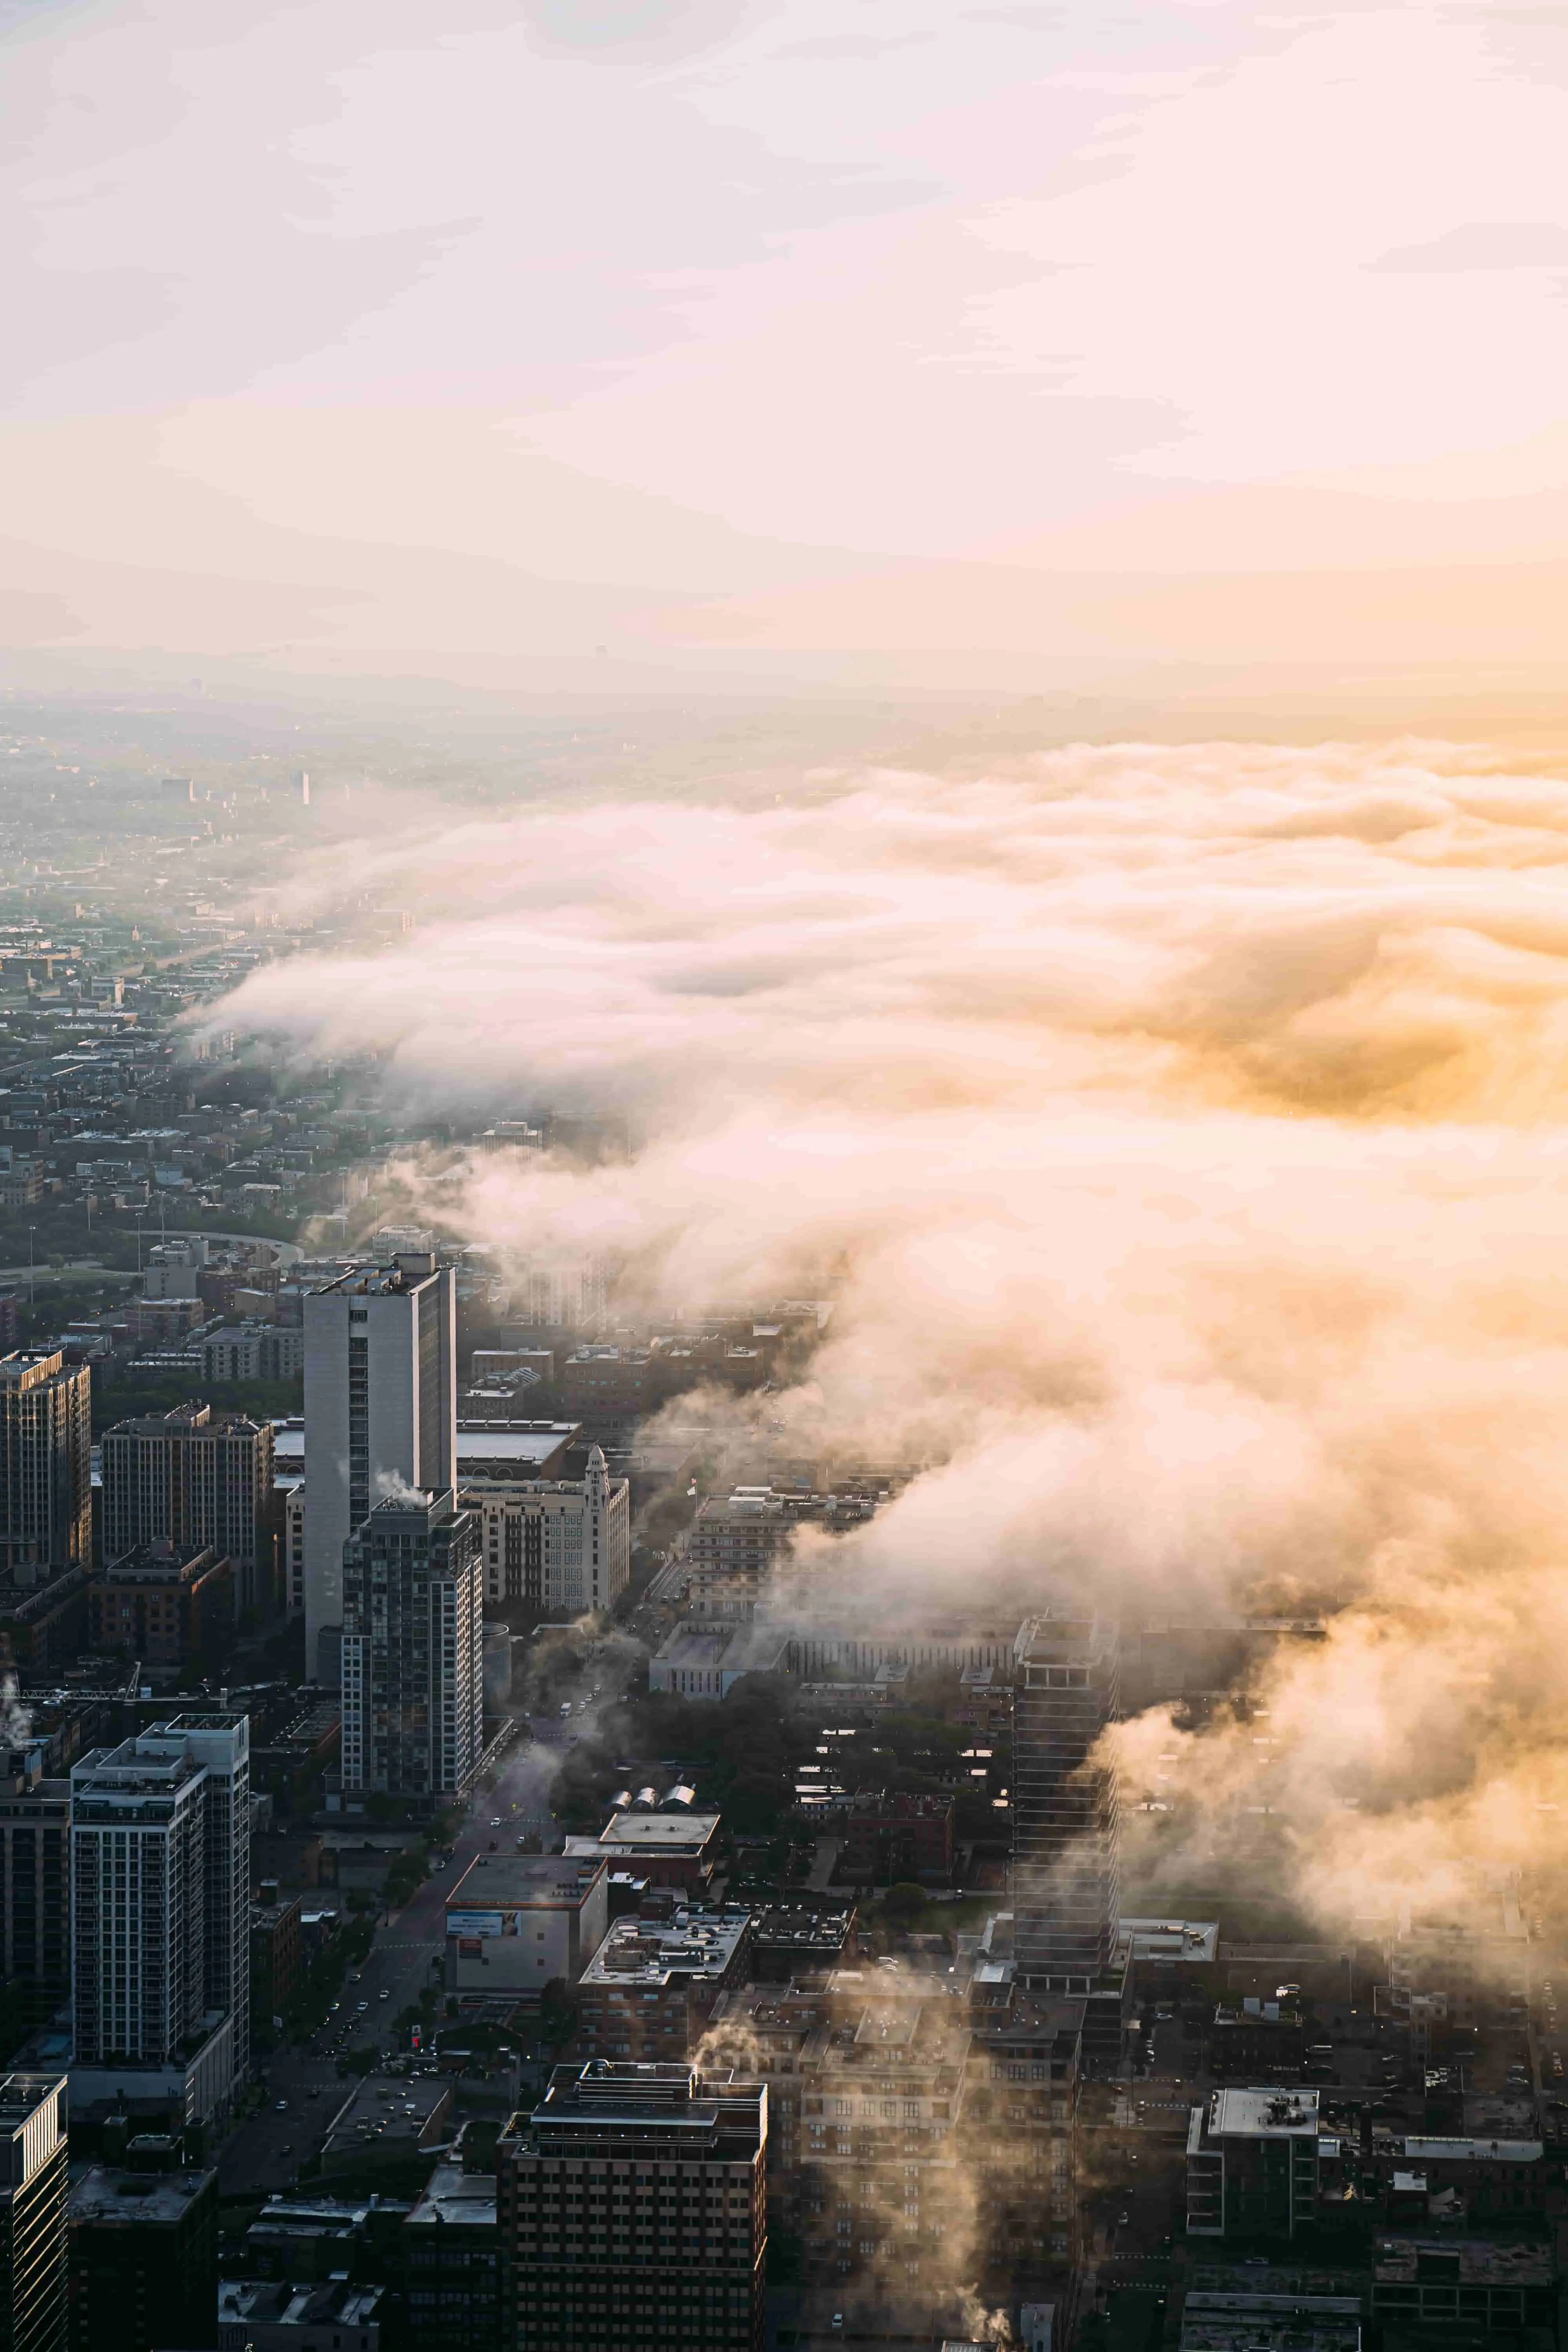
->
left=69, top=1713, right=250, bottom=2112
left=302, top=1252, right=455, bottom=1681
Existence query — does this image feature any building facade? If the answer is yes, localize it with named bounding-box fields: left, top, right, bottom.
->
left=445, top=1857, right=608, bottom=2004
left=302, top=1254, right=456, bottom=1678
left=69, top=1716, right=250, bottom=2107
left=574, top=1906, right=752, bottom=2063
left=284, top=1486, right=306, bottom=1622
left=86, top=1544, right=233, bottom=1673
left=67, top=2163, right=218, bottom=2352
left=0, top=1758, right=70, bottom=2043
left=0, top=1354, right=91, bottom=1577
left=100, top=1405, right=277, bottom=1619
left=497, top=2062, right=766, bottom=2352
left=1185, top=2087, right=1321, bottom=2241
left=339, top=1492, right=482, bottom=1800
left=0, top=2073, right=68, bottom=2352
left=401, top=2158, right=498, bottom=2352
left=1012, top=1611, right=1121, bottom=1990
left=463, top=1449, right=630, bottom=1619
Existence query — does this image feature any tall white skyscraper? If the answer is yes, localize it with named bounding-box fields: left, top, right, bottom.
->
left=302, top=1252, right=455, bottom=1681
left=69, top=1714, right=250, bottom=2113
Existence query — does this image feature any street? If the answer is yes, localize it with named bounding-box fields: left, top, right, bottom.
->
left=220, top=1645, right=628, bottom=2196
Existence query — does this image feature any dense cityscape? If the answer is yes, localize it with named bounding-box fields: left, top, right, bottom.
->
left=0, top=707, right=1561, bottom=2352
left=5, top=0, right=1568, bottom=2337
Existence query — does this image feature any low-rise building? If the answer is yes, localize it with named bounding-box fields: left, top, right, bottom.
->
left=243, top=2194, right=408, bottom=2283
left=575, top=1905, right=752, bottom=2062
left=444, top=1856, right=608, bottom=2002
left=563, top=1809, right=721, bottom=1896
left=748, top=1905, right=857, bottom=1982
left=1366, top=2134, right=1546, bottom=2224
left=1178, top=2291, right=1362, bottom=2351
left=1370, top=2236, right=1554, bottom=2338
left=1205, top=1996, right=1307, bottom=2079
left=648, top=1622, right=792, bottom=1700
left=1186, top=2087, right=1320, bottom=2242
left=202, top=1325, right=304, bottom=1383
left=218, top=2279, right=383, bottom=2352
left=402, top=2156, right=499, bottom=2352
left=837, top=1791, right=955, bottom=1886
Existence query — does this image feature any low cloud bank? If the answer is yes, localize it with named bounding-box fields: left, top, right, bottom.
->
left=216, top=738, right=1568, bottom=1928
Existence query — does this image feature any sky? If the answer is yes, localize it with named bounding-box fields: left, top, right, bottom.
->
left=4, top=0, right=1568, bottom=682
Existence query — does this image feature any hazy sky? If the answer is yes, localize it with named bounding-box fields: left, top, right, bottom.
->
left=4, top=0, right=1567, bottom=673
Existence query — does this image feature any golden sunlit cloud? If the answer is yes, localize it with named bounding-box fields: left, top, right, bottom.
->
left=211, top=737, right=1568, bottom=1935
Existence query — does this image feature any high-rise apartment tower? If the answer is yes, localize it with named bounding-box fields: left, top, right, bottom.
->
left=302, top=1254, right=455, bottom=1680
left=70, top=1716, right=250, bottom=2113
left=339, top=1490, right=482, bottom=1800
left=100, top=1404, right=277, bottom=1621
left=1012, top=1610, right=1121, bottom=1990
left=0, top=1752, right=70, bottom=2047
left=497, top=2062, right=766, bottom=2352
left=0, top=2072, right=68, bottom=2352
left=0, top=1354, right=91, bottom=1577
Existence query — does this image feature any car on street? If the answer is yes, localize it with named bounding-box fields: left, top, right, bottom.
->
left=357, top=2000, right=369, bottom=2012
left=276, top=2100, right=289, bottom=2112
left=490, top=1817, right=502, bottom=1827
left=379, top=1988, right=391, bottom=2000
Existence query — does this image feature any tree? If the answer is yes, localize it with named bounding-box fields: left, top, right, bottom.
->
left=882, top=1882, right=928, bottom=1929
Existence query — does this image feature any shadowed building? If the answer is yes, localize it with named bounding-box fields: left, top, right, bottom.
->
left=0, top=2073, right=68, bottom=2352
left=0, top=1354, right=91, bottom=1577
left=497, top=2062, right=766, bottom=2352
left=1012, top=1611, right=1121, bottom=1992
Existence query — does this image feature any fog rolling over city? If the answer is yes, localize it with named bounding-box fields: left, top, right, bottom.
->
left=206, top=734, right=1568, bottom=1940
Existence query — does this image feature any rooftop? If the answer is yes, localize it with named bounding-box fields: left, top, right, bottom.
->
left=312, top=1257, right=441, bottom=1296
left=753, top=1904, right=856, bottom=1950
left=218, top=2281, right=383, bottom=2331
left=592, top=1810, right=721, bottom=1851
left=1372, top=2236, right=1553, bottom=2285
left=1207, top=2087, right=1321, bottom=2139
left=581, top=1906, right=751, bottom=1990
left=272, top=1422, right=582, bottom=1482
left=445, top=1855, right=604, bottom=1911
left=1116, top=1917, right=1220, bottom=1965
left=70, top=2164, right=216, bottom=2225
left=404, top=2156, right=498, bottom=2231
left=1179, top=2291, right=1363, bottom=2352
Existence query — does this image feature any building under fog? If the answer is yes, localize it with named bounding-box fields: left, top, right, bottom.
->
left=1011, top=1609, right=1122, bottom=1991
